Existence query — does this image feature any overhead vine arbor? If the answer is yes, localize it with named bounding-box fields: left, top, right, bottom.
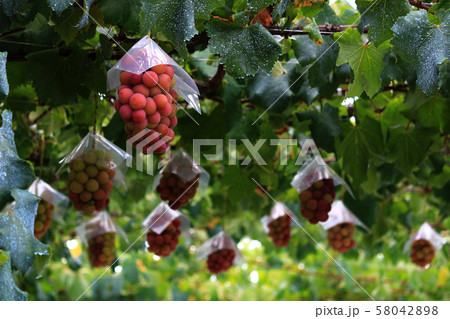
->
left=0, top=0, right=449, bottom=301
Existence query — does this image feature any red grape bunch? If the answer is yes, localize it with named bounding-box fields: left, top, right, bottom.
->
left=115, top=64, right=178, bottom=154
left=34, top=199, right=54, bottom=239
left=67, top=149, right=115, bottom=215
left=327, top=222, right=355, bottom=253
left=267, top=215, right=291, bottom=247
left=207, top=248, right=236, bottom=274
left=87, top=232, right=116, bottom=268
left=156, top=172, right=200, bottom=210
left=146, top=219, right=182, bottom=257
left=410, top=239, right=435, bottom=267
left=298, top=179, right=335, bottom=224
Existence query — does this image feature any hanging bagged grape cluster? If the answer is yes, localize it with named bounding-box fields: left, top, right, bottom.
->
left=207, top=248, right=236, bottom=274
left=146, top=219, right=181, bottom=257
left=34, top=199, right=54, bottom=239
left=299, top=179, right=335, bottom=224
left=156, top=172, right=200, bottom=210
left=327, top=222, right=355, bottom=253
left=410, top=239, right=435, bottom=267
left=88, top=232, right=116, bottom=268
left=267, top=215, right=291, bottom=247
left=115, top=65, right=178, bottom=154
left=67, top=149, right=115, bottom=215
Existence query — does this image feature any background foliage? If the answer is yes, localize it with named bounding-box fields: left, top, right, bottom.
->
left=0, top=0, right=449, bottom=301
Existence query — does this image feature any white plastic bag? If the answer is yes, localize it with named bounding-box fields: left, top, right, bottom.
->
left=197, top=231, right=242, bottom=262
left=261, top=202, right=299, bottom=233
left=28, top=179, right=69, bottom=222
left=404, top=222, right=446, bottom=254
left=107, top=35, right=200, bottom=113
left=153, top=148, right=210, bottom=194
left=58, top=131, right=131, bottom=188
left=320, top=200, right=369, bottom=231
left=291, top=158, right=353, bottom=196
left=142, top=202, right=190, bottom=257
left=75, top=211, right=127, bottom=245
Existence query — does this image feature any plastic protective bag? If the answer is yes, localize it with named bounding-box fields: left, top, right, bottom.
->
left=142, top=202, right=190, bottom=241
left=58, top=131, right=131, bottom=188
left=142, top=202, right=190, bottom=256
left=291, top=158, right=353, bottom=196
left=197, top=231, right=242, bottom=262
left=153, top=148, right=209, bottom=193
left=404, top=222, right=446, bottom=254
left=261, top=202, right=299, bottom=233
left=107, top=35, right=200, bottom=113
left=28, top=179, right=69, bottom=222
left=320, top=200, right=369, bottom=231
left=75, top=211, right=127, bottom=244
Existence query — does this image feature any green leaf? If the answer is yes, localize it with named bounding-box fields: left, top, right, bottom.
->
left=272, top=0, right=291, bottom=20
left=26, top=48, right=92, bottom=106
left=387, top=127, right=437, bottom=176
left=0, top=51, right=8, bottom=99
left=207, top=20, right=282, bottom=77
left=304, top=19, right=324, bottom=45
left=391, top=10, right=450, bottom=95
left=416, top=96, right=446, bottom=130
left=30, top=245, right=52, bottom=279
left=248, top=0, right=276, bottom=12
left=336, top=28, right=390, bottom=98
left=76, top=0, right=94, bottom=29
left=98, top=0, right=141, bottom=34
left=47, top=0, right=74, bottom=15
left=247, top=70, right=293, bottom=112
left=4, top=85, right=37, bottom=112
left=0, top=250, right=27, bottom=301
left=140, top=0, right=225, bottom=57
left=356, top=0, right=410, bottom=46
left=296, top=104, right=341, bottom=153
left=0, top=110, right=35, bottom=208
left=0, top=0, right=26, bottom=16
left=0, top=189, right=48, bottom=273
left=338, top=116, right=384, bottom=186
left=53, top=5, right=84, bottom=43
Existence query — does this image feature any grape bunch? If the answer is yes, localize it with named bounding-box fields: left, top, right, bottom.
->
left=115, top=64, right=178, bottom=154
left=34, top=199, right=54, bottom=239
left=156, top=172, right=200, bottom=210
left=298, top=179, right=335, bottom=224
left=146, top=219, right=181, bottom=257
left=87, top=232, right=116, bottom=268
left=207, top=248, right=236, bottom=274
left=267, top=215, right=291, bottom=247
left=410, top=239, right=435, bottom=267
left=67, top=149, right=115, bottom=215
left=327, top=222, right=355, bottom=253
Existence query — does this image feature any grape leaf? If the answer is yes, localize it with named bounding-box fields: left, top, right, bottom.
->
left=272, top=0, right=291, bottom=20
left=0, top=189, right=48, bottom=274
left=207, top=20, right=281, bottom=77
left=0, top=51, right=8, bottom=100
left=356, top=0, right=410, bottom=46
left=247, top=71, right=293, bottom=112
left=0, top=0, right=26, bottom=16
left=336, top=28, right=390, bottom=98
left=140, top=0, right=225, bottom=58
left=416, top=96, right=447, bottom=130
left=0, top=110, right=35, bottom=208
left=248, top=0, right=277, bottom=12
left=26, top=48, right=92, bottom=106
left=391, top=10, right=450, bottom=95
left=295, top=103, right=341, bottom=153
left=97, top=0, right=141, bottom=34
left=0, top=250, right=27, bottom=301
left=47, top=0, right=74, bottom=15
left=439, top=61, right=450, bottom=98
left=76, top=0, right=94, bottom=29
left=387, top=127, right=437, bottom=176
left=338, top=116, right=384, bottom=186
